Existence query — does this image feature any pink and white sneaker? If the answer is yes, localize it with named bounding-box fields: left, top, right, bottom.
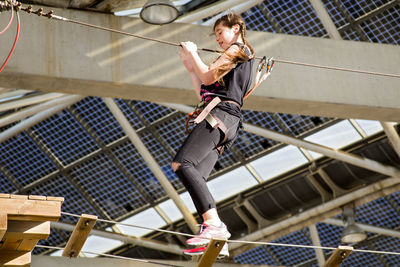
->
left=184, top=243, right=229, bottom=258
left=186, top=222, right=231, bottom=246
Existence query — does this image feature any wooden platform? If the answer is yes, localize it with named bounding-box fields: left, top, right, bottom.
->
left=0, top=194, right=63, bottom=267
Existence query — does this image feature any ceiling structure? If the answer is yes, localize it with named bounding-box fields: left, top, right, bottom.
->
left=1, top=0, right=400, bottom=266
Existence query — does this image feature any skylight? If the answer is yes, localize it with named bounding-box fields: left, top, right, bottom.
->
left=250, top=145, right=309, bottom=181
left=117, top=208, right=166, bottom=237
left=207, top=166, right=258, bottom=202
left=304, top=120, right=363, bottom=159
left=355, top=119, right=383, bottom=136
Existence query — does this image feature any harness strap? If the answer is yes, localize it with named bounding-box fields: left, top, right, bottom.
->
left=194, top=97, right=221, bottom=124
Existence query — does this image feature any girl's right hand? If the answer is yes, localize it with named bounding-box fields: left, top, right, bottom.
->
left=178, top=51, right=194, bottom=73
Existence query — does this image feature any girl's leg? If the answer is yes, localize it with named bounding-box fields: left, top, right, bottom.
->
left=172, top=121, right=230, bottom=246
left=172, top=121, right=221, bottom=216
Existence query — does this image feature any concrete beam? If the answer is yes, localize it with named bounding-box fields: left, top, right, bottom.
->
left=1, top=6, right=400, bottom=121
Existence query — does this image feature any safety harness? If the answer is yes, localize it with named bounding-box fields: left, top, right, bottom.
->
left=185, top=56, right=275, bottom=135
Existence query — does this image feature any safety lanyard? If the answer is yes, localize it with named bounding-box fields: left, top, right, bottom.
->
left=243, top=56, right=274, bottom=101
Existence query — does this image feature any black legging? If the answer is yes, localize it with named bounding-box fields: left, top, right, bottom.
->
left=173, top=107, right=240, bottom=216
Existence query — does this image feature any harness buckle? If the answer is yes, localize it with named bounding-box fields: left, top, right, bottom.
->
left=205, top=114, right=219, bottom=128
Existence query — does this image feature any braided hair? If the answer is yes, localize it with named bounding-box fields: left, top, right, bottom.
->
left=213, top=13, right=254, bottom=86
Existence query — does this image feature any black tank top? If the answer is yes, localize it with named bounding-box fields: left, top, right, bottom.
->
left=200, top=43, right=254, bottom=117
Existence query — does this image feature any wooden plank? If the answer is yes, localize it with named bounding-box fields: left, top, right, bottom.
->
left=5, top=221, right=50, bottom=240
left=1, top=237, right=22, bottom=251
left=17, top=238, right=39, bottom=252
left=0, top=194, right=11, bottom=199
left=0, top=198, right=62, bottom=221
left=45, top=196, right=65, bottom=203
left=0, top=213, right=7, bottom=240
left=197, top=239, right=226, bottom=267
left=28, top=195, right=47, bottom=201
left=324, top=246, right=353, bottom=267
left=10, top=195, right=28, bottom=200
left=62, top=214, right=98, bottom=258
left=0, top=251, right=31, bottom=266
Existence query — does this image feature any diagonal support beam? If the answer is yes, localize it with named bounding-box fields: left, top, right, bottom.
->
left=380, top=122, right=400, bottom=158
left=103, top=98, right=198, bottom=234
left=309, top=224, right=326, bottom=267
left=62, top=214, right=98, bottom=258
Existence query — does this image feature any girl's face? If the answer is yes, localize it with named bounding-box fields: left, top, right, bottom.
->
left=214, top=23, right=240, bottom=50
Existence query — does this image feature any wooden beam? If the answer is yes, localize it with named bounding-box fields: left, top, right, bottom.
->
left=1, top=221, right=50, bottom=251
left=62, top=214, right=98, bottom=258
left=197, top=239, right=227, bottom=267
left=324, top=246, right=353, bottom=267
left=0, top=213, right=7, bottom=241
left=5, top=221, right=50, bottom=240
left=17, top=238, right=40, bottom=252
left=0, top=251, right=31, bottom=266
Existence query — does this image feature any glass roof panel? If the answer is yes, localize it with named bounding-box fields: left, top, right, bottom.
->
left=251, top=145, right=309, bottom=181
left=207, top=166, right=258, bottom=202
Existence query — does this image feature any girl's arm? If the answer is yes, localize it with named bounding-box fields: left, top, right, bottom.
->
left=178, top=51, right=202, bottom=101
left=181, top=42, right=240, bottom=86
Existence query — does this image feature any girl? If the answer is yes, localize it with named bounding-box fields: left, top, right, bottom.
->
left=171, top=13, right=255, bottom=257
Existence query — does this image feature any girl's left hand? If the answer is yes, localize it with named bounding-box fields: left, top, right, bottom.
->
left=180, top=41, right=198, bottom=54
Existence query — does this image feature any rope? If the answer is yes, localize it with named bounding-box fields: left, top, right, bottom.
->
left=61, top=211, right=196, bottom=238
left=60, top=211, right=400, bottom=256
left=0, top=9, right=19, bottom=73
left=47, top=12, right=400, bottom=79
left=53, top=16, right=221, bottom=55
left=0, top=2, right=14, bottom=35
left=35, top=244, right=184, bottom=267
left=273, top=58, right=400, bottom=79
left=1, top=2, right=397, bottom=80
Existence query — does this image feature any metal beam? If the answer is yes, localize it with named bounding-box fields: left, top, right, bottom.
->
left=0, top=95, right=84, bottom=143
left=0, top=94, right=83, bottom=128
left=336, top=0, right=399, bottom=39
left=0, top=93, right=65, bottom=112
left=126, top=100, right=176, bottom=157
left=324, top=218, right=400, bottom=238
left=103, top=97, right=199, bottom=234
left=308, top=224, right=326, bottom=267
left=176, top=0, right=264, bottom=23
left=0, top=89, right=32, bottom=101
left=161, top=103, right=400, bottom=178
left=229, top=177, right=400, bottom=256
left=380, top=122, right=400, bottom=158
left=331, top=0, right=369, bottom=41
left=68, top=105, right=156, bottom=205
left=309, top=0, right=341, bottom=39
left=202, top=0, right=267, bottom=26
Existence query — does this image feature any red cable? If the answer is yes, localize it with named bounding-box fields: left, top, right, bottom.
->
left=0, top=10, right=20, bottom=73
left=0, top=4, right=14, bottom=35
